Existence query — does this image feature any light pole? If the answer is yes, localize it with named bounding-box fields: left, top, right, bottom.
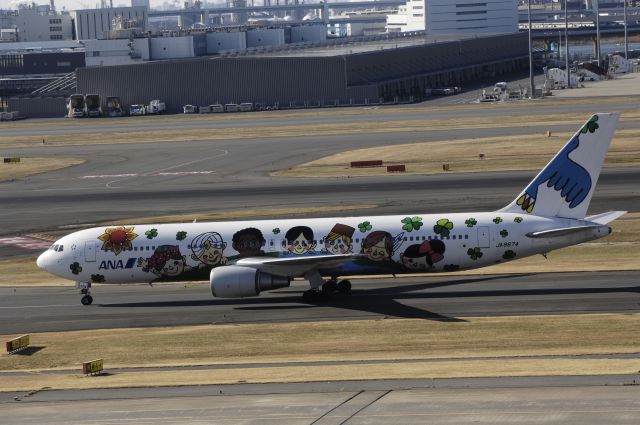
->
left=595, top=0, right=601, bottom=66
left=528, top=0, right=535, bottom=98
left=624, top=0, right=628, bottom=59
left=565, top=0, right=569, bottom=88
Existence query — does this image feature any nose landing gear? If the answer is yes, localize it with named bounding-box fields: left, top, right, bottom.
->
left=76, top=282, right=93, bottom=305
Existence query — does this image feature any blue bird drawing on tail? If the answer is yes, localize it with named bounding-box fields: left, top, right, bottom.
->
left=516, top=116, right=599, bottom=213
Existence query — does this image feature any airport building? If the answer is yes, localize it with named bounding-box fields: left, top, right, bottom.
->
left=69, top=32, right=527, bottom=113
left=0, top=4, right=73, bottom=42
left=71, top=6, right=149, bottom=40
left=387, top=0, right=518, bottom=34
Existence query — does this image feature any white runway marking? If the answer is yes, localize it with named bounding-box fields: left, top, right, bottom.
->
left=105, top=149, right=228, bottom=189
left=0, top=304, right=77, bottom=309
left=82, top=171, right=214, bottom=179
left=0, top=236, right=51, bottom=250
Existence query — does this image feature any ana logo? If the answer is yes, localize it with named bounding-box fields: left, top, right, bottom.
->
left=99, top=258, right=137, bottom=270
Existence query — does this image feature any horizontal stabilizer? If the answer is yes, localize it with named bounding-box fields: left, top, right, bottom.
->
left=585, top=211, right=627, bottom=225
left=526, top=225, right=610, bottom=238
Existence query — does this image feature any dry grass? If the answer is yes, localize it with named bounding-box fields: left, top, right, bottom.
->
left=1, top=313, right=639, bottom=391
left=3, top=358, right=640, bottom=392
left=273, top=129, right=640, bottom=177
left=0, top=157, right=84, bottom=182
left=2, top=111, right=639, bottom=149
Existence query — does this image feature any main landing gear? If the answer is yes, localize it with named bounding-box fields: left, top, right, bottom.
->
left=302, top=272, right=352, bottom=302
left=77, top=282, right=93, bottom=305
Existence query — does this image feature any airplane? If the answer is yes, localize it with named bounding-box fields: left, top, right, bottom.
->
left=37, top=113, right=625, bottom=306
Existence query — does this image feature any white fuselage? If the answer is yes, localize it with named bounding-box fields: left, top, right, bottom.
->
left=37, top=211, right=610, bottom=286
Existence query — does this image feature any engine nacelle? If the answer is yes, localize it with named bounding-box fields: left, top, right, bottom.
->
left=210, top=266, right=290, bottom=298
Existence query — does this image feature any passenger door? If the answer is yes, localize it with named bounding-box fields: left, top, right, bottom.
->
left=84, top=240, right=96, bottom=262
left=477, top=226, right=490, bottom=248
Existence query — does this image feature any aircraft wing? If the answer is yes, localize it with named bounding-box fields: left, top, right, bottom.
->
left=232, top=254, right=360, bottom=275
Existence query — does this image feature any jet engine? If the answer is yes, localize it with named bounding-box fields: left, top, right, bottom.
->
left=210, top=266, right=290, bottom=298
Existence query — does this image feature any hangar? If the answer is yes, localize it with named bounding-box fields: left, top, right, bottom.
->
left=10, top=32, right=528, bottom=116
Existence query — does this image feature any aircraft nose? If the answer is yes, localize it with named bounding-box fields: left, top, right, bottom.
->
left=36, top=251, right=49, bottom=270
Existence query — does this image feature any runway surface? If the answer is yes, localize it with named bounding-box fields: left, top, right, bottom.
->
left=2, top=376, right=640, bottom=424
left=1, top=271, right=638, bottom=334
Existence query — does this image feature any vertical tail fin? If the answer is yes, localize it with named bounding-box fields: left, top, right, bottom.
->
left=500, top=112, right=619, bottom=219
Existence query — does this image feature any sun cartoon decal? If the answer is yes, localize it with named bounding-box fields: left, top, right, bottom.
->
left=98, top=226, right=138, bottom=255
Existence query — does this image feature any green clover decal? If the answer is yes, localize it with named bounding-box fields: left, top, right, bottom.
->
left=91, top=274, right=105, bottom=283
left=358, top=221, right=373, bottom=232
left=70, top=262, right=82, bottom=275
left=444, top=264, right=460, bottom=272
left=272, top=228, right=280, bottom=235
left=581, top=115, right=599, bottom=134
left=500, top=229, right=508, bottom=238
left=145, top=229, right=158, bottom=239
left=176, top=231, right=187, bottom=241
left=465, top=218, right=477, bottom=228
left=503, top=250, right=517, bottom=260
left=433, top=218, right=454, bottom=237
left=514, top=217, right=523, bottom=223
left=493, top=217, right=503, bottom=225
left=401, top=216, right=423, bottom=232
left=467, top=247, right=483, bottom=260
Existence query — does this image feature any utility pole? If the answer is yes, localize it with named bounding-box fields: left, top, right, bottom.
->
left=565, top=0, right=570, bottom=88
left=624, top=0, right=628, bottom=59
left=595, top=0, right=601, bottom=66
left=528, top=0, right=535, bottom=98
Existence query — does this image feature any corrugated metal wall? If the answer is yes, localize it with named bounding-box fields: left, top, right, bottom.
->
left=77, top=56, right=348, bottom=112
left=345, top=33, right=528, bottom=86
left=7, top=96, right=67, bottom=118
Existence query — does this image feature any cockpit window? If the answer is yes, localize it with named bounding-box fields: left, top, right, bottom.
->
left=52, top=244, right=59, bottom=251
left=58, top=245, right=64, bottom=252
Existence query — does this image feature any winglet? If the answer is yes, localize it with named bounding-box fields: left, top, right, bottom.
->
left=500, top=113, right=619, bottom=219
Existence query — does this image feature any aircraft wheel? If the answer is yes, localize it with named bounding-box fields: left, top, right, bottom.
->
left=322, top=280, right=337, bottom=294
left=337, top=280, right=352, bottom=294
left=303, top=289, right=331, bottom=302
left=81, top=295, right=93, bottom=306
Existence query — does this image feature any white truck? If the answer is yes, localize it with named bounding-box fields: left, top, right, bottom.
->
left=146, top=99, right=166, bottom=114
left=67, top=94, right=86, bottom=118
left=129, top=104, right=147, bottom=116
left=84, top=94, right=102, bottom=117
left=183, top=104, right=197, bottom=114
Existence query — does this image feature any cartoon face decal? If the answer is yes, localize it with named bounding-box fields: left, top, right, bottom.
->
left=285, top=226, right=316, bottom=255
left=361, top=231, right=404, bottom=262
left=401, top=240, right=445, bottom=271
left=232, top=228, right=266, bottom=257
left=323, top=223, right=355, bottom=255
left=98, top=226, right=138, bottom=255
left=138, top=245, right=191, bottom=277
left=190, top=232, right=227, bottom=268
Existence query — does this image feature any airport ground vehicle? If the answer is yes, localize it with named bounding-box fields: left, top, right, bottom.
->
left=37, top=114, right=625, bottom=305
left=147, top=99, right=166, bottom=114
left=183, top=104, right=197, bottom=114
left=84, top=94, right=102, bottom=117
left=129, top=104, right=146, bottom=116
left=106, top=97, right=123, bottom=117
left=66, top=94, right=85, bottom=118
